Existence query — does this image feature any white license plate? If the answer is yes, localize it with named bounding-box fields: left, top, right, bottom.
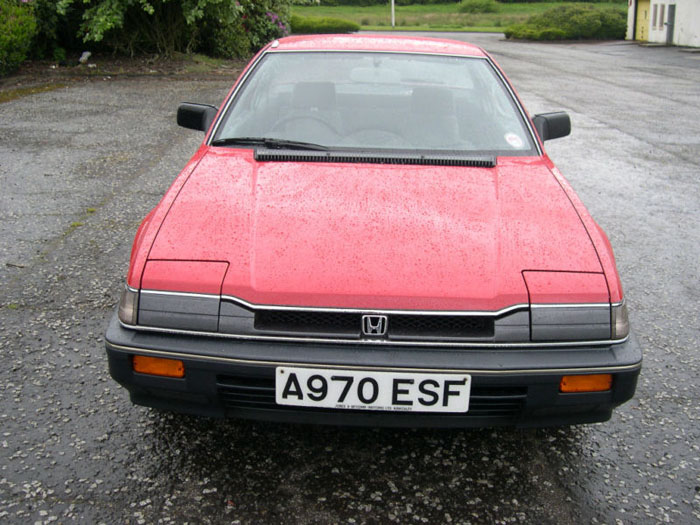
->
left=275, top=367, right=471, bottom=413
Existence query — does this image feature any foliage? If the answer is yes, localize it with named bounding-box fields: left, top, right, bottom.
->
left=499, top=0, right=625, bottom=3
left=53, top=46, right=67, bottom=63
left=504, top=3, right=626, bottom=40
left=197, top=2, right=250, bottom=59
left=458, top=0, right=499, bottom=14
left=290, top=13, right=359, bottom=33
left=239, top=0, right=291, bottom=52
left=319, top=1, right=463, bottom=4
left=28, top=0, right=62, bottom=58
left=52, top=0, right=291, bottom=57
left=0, top=0, right=38, bottom=75
left=293, top=1, right=626, bottom=32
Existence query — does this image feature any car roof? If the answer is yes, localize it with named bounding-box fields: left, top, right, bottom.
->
left=271, top=34, right=487, bottom=58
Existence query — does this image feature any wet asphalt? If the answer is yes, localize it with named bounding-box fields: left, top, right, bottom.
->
left=1, top=33, right=699, bottom=524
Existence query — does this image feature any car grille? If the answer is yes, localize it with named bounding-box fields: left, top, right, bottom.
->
left=390, top=314, right=492, bottom=338
left=255, top=311, right=361, bottom=335
left=253, top=311, right=494, bottom=341
left=216, top=375, right=526, bottom=419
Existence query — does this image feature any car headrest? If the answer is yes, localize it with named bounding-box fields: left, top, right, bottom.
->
left=411, top=86, right=455, bottom=115
left=292, top=82, right=337, bottom=110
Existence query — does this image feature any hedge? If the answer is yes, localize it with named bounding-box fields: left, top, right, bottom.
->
left=317, top=1, right=461, bottom=5
left=458, top=0, right=499, bottom=14
left=504, top=4, right=626, bottom=40
left=290, top=14, right=360, bottom=33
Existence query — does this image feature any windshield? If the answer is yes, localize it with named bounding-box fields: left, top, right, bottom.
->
left=213, top=51, right=536, bottom=155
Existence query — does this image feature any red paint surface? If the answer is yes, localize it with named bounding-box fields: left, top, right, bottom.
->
left=142, top=150, right=606, bottom=310
left=142, top=260, right=229, bottom=295
left=124, top=35, right=625, bottom=311
left=523, top=271, right=609, bottom=304
left=272, top=34, right=486, bottom=58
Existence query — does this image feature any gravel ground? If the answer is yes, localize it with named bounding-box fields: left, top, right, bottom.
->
left=1, top=35, right=699, bottom=524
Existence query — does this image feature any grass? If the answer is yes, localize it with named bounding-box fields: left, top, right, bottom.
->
left=292, top=1, right=627, bottom=33
left=0, top=83, right=67, bottom=104
left=179, top=53, right=232, bottom=74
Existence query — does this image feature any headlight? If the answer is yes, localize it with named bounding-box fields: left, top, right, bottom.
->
left=118, top=286, right=139, bottom=325
left=611, top=301, right=629, bottom=339
left=530, top=304, right=611, bottom=342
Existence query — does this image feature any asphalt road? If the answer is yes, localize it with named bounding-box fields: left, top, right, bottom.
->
left=1, top=33, right=699, bottom=524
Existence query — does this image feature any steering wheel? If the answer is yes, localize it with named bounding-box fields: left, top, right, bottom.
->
left=272, top=115, right=340, bottom=136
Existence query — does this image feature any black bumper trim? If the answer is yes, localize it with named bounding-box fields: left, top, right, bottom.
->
left=104, top=312, right=641, bottom=427
left=107, top=339, right=641, bottom=376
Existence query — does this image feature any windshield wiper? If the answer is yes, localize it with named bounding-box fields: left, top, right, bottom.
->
left=210, top=137, right=328, bottom=151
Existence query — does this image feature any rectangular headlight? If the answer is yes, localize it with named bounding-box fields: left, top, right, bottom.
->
left=611, top=301, right=629, bottom=339
left=118, top=286, right=139, bottom=325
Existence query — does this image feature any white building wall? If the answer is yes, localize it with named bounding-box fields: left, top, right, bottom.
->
left=674, top=0, right=700, bottom=47
left=626, top=0, right=637, bottom=40
left=627, top=0, right=700, bottom=47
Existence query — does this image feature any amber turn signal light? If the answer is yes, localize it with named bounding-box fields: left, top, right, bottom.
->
left=560, top=374, right=612, bottom=393
left=132, top=355, right=185, bottom=378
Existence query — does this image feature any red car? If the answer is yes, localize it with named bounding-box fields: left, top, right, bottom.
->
left=106, top=35, right=641, bottom=427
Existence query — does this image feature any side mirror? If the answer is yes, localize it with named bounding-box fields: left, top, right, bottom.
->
left=177, top=103, right=219, bottom=132
left=532, top=112, right=571, bottom=142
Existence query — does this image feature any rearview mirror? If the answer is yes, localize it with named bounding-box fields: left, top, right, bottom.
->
left=177, top=103, right=219, bottom=132
left=532, top=112, right=571, bottom=142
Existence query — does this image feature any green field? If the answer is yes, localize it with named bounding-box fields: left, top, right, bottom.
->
left=292, top=1, right=627, bottom=33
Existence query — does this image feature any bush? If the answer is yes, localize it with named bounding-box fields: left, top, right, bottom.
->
left=290, top=14, right=360, bottom=33
left=197, top=3, right=250, bottom=60
left=319, top=0, right=463, bottom=4
left=53, top=46, right=67, bottom=63
left=0, top=0, right=37, bottom=76
left=239, top=0, right=291, bottom=52
left=28, top=0, right=83, bottom=59
left=458, top=0, right=499, bottom=14
left=499, top=0, right=624, bottom=3
left=54, top=0, right=291, bottom=58
left=504, top=4, right=626, bottom=40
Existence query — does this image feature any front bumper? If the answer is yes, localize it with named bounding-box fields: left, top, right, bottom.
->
left=105, top=313, right=642, bottom=428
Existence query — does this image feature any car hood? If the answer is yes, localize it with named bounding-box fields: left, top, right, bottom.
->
left=146, top=149, right=603, bottom=310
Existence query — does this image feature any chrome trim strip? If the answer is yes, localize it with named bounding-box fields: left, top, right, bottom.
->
left=207, top=50, right=269, bottom=144
left=107, top=341, right=642, bottom=375
left=485, top=56, right=543, bottom=156
left=140, top=289, right=221, bottom=300
left=267, top=49, right=489, bottom=59
left=138, top=288, right=529, bottom=316
left=224, top=295, right=528, bottom=317
left=119, top=320, right=629, bottom=348
left=531, top=303, right=610, bottom=309
left=139, top=289, right=620, bottom=316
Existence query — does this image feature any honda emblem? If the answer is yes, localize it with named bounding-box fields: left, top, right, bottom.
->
left=362, top=315, right=388, bottom=337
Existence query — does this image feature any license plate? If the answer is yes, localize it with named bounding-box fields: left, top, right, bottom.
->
left=275, top=367, right=471, bottom=413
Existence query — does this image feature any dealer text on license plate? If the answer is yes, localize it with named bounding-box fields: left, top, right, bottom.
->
left=275, top=367, right=471, bottom=413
